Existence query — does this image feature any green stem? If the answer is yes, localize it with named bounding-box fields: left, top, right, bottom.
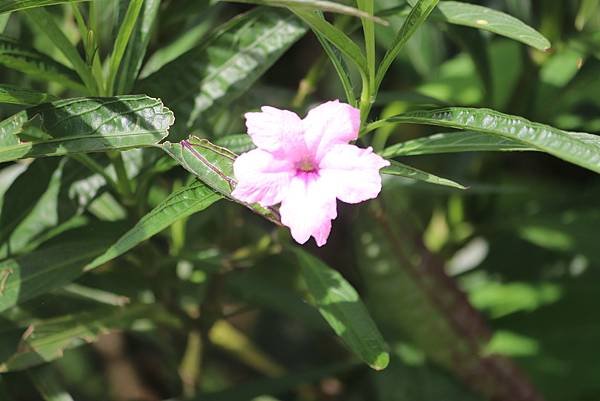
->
left=71, top=4, right=105, bottom=96
left=359, top=70, right=372, bottom=127
left=358, top=0, right=376, bottom=94
left=108, top=151, right=134, bottom=204
left=292, top=56, right=328, bottom=109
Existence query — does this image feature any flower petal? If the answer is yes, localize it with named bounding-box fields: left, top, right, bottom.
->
left=245, top=106, right=307, bottom=159
left=279, top=173, right=337, bottom=247
left=231, top=149, right=295, bottom=207
left=302, top=100, right=360, bottom=161
left=319, top=144, right=390, bottom=204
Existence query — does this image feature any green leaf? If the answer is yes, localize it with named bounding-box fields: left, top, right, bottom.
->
left=291, top=8, right=368, bottom=76
left=0, top=84, right=56, bottom=105
left=370, top=108, right=600, bottom=174
left=434, top=1, right=551, bottom=51
left=380, top=131, right=533, bottom=157
left=0, top=158, right=60, bottom=248
left=138, top=8, right=306, bottom=138
left=0, top=34, right=85, bottom=91
left=107, top=0, right=144, bottom=95
left=395, top=1, right=550, bottom=51
left=312, top=15, right=356, bottom=105
left=0, top=95, right=174, bottom=162
left=163, top=137, right=237, bottom=196
left=292, top=247, right=389, bottom=370
left=227, top=0, right=387, bottom=23
left=88, top=181, right=222, bottom=269
left=115, top=0, right=161, bottom=94
left=214, top=134, right=256, bottom=154
left=0, top=153, right=129, bottom=259
left=25, top=7, right=97, bottom=94
left=382, top=160, right=466, bottom=189
left=139, top=2, right=218, bottom=79
left=377, top=0, right=440, bottom=88
left=0, top=223, right=124, bottom=312
left=0, top=304, right=158, bottom=372
left=162, top=136, right=282, bottom=224
left=0, top=0, right=89, bottom=14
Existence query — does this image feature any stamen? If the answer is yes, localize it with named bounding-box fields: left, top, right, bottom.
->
left=298, top=159, right=315, bottom=172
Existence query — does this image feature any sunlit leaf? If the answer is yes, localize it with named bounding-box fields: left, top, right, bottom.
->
left=88, top=181, right=222, bottom=269
left=293, top=247, right=390, bottom=370
left=162, top=136, right=281, bottom=224
left=370, top=108, right=600, bottom=174
left=0, top=96, right=174, bottom=162
left=434, top=1, right=550, bottom=51
left=382, top=160, right=466, bottom=189
left=115, top=0, right=161, bottom=94
left=381, top=131, right=532, bottom=157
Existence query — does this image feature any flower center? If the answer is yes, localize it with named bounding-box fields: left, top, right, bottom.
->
left=298, top=158, right=316, bottom=172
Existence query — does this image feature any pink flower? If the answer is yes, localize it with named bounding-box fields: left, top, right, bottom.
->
left=232, top=100, right=390, bottom=247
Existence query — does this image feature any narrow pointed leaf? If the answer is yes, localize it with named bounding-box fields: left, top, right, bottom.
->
left=0, top=0, right=89, bottom=14
left=435, top=1, right=550, bottom=51
left=0, top=158, right=60, bottom=247
left=313, top=20, right=356, bottom=105
left=293, top=248, right=389, bottom=370
left=381, top=131, right=533, bottom=157
left=382, top=160, right=466, bottom=189
left=115, top=0, right=161, bottom=94
left=224, top=0, right=386, bottom=23
left=0, top=35, right=85, bottom=91
left=0, top=96, right=174, bottom=162
left=372, top=108, right=600, bottom=174
left=162, top=136, right=282, bottom=224
left=88, top=181, right=222, bottom=269
left=25, top=8, right=97, bottom=93
left=291, top=8, right=367, bottom=75
left=163, top=137, right=237, bottom=196
left=138, top=8, right=306, bottom=137
left=0, top=224, right=124, bottom=312
left=0, top=154, right=132, bottom=259
left=0, top=84, right=56, bottom=105
left=377, top=0, right=439, bottom=87
left=0, top=304, right=161, bottom=372
left=107, top=0, right=144, bottom=94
